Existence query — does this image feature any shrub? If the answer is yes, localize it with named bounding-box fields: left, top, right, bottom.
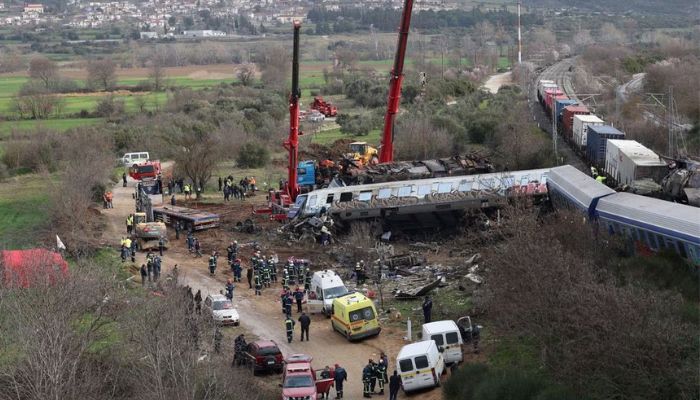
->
left=236, top=142, right=270, bottom=168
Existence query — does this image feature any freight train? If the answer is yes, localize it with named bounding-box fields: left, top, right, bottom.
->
left=548, top=165, right=699, bottom=266
left=537, top=80, right=669, bottom=190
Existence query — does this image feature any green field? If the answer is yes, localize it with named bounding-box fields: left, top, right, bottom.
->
left=310, top=127, right=381, bottom=145
left=0, top=174, right=50, bottom=248
left=0, top=118, right=104, bottom=137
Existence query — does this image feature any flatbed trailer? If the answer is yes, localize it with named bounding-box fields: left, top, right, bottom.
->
left=152, top=205, right=220, bottom=231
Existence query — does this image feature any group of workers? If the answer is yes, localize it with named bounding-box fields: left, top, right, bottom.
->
left=361, top=354, right=401, bottom=399
left=219, top=176, right=256, bottom=201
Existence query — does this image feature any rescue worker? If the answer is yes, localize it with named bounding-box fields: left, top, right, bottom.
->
left=283, top=292, right=293, bottom=316
left=282, top=263, right=290, bottom=290
left=362, top=361, right=374, bottom=398
left=218, top=176, right=222, bottom=192
left=334, top=363, right=347, bottom=399
left=233, top=333, right=247, bottom=366
left=355, top=262, right=364, bottom=285
left=175, top=221, right=181, bottom=240
left=193, top=238, right=202, bottom=257
left=153, top=255, right=162, bottom=281
left=262, top=259, right=271, bottom=288
left=422, top=295, right=433, bottom=324
left=158, top=236, right=165, bottom=256
left=591, top=166, right=598, bottom=177
left=140, top=264, right=148, bottom=286
left=320, top=366, right=332, bottom=399
left=184, top=183, right=191, bottom=199
left=304, top=267, right=311, bottom=293
left=254, top=272, right=262, bottom=296
left=294, top=287, right=304, bottom=313
left=130, top=239, right=136, bottom=263
left=120, top=244, right=129, bottom=262
left=269, top=256, right=277, bottom=283
left=122, top=172, right=127, bottom=187
left=146, top=256, right=154, bottom=282
left=232, top=258, right=242, bottom=282
left=368, top=359, right=378, bottom=393
left=225, top=279, right=235, bottom=301
left=126, top=214, right=133, bottom=234
left=596, top=175, right=607, bottom=183
left=388, top=370, right=401, bottom=400
left=208, top=252, right=217, bottom=276
left=194, top=290, right=202, bottom=314
left=376, top=358, right=387, bottom=395
left=226, top=242, right=236, bottom=262
left=186, top=231, right=194, bottom=251
left=280, top=290, right=289, bottom=314
left=288, top=261, right=296, bottom=286
left=285, top=315, right=295, bottom=343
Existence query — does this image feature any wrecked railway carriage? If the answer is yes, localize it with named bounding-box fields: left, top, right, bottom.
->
left=288, top=168, right=549, bottom=228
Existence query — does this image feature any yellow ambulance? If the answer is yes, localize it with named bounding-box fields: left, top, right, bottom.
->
left=331, top=292, right=381, bottom=341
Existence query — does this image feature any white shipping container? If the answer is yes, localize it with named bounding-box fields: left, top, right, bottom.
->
left=537, top=79, right=555, bottom=96
left=605, top=139, right=667, bottom=186
left=573, top=114, right=604, bottom=148
left=538, top=82, right=558, bottom=99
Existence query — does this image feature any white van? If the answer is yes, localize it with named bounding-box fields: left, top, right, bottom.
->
left=307, top=269, right=348, bottom=317
left=397, top=340, right=445, bottom=393
left=121, top=152, right=150, bottom=166
left=422, top=320, right=463, bottom=365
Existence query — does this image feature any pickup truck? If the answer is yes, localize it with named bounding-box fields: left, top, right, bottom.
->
left=241, top=340, right=284, bottom=375
left=281, top=354, right=334, bottom=400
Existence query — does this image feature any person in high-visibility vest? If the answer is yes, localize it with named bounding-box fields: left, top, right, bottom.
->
left=596, top=175, right=606, bottom=183
left=208, top=252, right=217, bottom=276
left=376, top=358, right=387, bottom=395
left=254, top=273, right=262, bottom=296
left=590, top=166, right=598, bottom=177
left=284, top=315, right=295, bottom=343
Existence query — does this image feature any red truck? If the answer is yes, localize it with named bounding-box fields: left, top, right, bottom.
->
left=281, top=354, right=334, bottom=400
left=128, top=160, right=161, bottom=181
left=310, top=96, right=337, bottom=117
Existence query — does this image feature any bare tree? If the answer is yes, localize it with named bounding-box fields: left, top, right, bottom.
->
left=148, top=56, right=167, bottom=92
left=598, top=22, right=627, bottom=45
left=395, top=114, right=453, bottom=160
left=87, top=58, right=117, bottom=91
left=236, top=65, right=254, bottom=86
left=13, top=86, right=63, bottom=120
left=256, top=45, right=291, bottom=90
left=29, top=56, right=59, bottom=90
left=165, top=120, right=225, bottom=199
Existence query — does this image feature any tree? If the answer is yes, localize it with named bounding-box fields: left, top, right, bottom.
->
left=13, top=82, right=63, bottom=120
left=236, top=65, right=254, bottom=86
left=148, top=56, right=167, bottom=91
left=166, top=118, right=225, bottom=199
left=256, top=45, right=290, bottom=90
left=394, top=114, right=453, bottom=160
left=86, top=58, right=117, bottom=91
left=236, top=142, right=270, bottom=168
left=29, top=56, right=59, bottom=89
left=599, top=22, right=627, bottom=45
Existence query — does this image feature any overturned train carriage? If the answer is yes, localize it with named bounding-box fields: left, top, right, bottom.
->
left=289, top=168, right=550, bottom=228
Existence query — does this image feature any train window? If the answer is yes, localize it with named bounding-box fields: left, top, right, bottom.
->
left=358, top=191, right=372, bottom=202
left=458, top=181, right=471, bottom=192
left=398, top=186, right=412, bottom=197
left=339, top=192, right=353, bottom=202
left=378, top=188, right=392, bottom=199
left=326, top=194, right=334, bottom=204
left=520, top=176, right=530, bottom=186
left=645, top=231, right=657, bottom=249
left=656, top=235, right=666, bottom=249
left=309, top=195, right=317, bottom=206
left=678, top=241, right=688, bottom=258
left=418, top=185, right=431, bottom=197
left=438, top=183, right=452, bottom=193
left=482, top=178, right=495, bottom=189
left=633, top=228, right=640, bottom=242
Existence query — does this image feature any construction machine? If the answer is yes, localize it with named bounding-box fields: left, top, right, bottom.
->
left=253, top=21, right=302, bottom=221
left=379, top=0, right=415, bottom=163
left=131, top=212, right=167, bottom=250
left=347, top=141, right=379, bottom=166
left=310, top=96, right=337, bottom=117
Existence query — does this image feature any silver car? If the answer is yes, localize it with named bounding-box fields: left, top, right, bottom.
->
left=204, top=294, right=240, bottom=326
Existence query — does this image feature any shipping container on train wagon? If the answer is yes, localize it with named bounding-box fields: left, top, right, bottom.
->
left=561, top=106, right=590, bottom=143
left=604, top=140, right=668, bottom=186
left=554, top=99, right=578, bottom=122
left=544, top=90, right=565, bottom=114
left=586, top=125, right=625, bottom=167
left=538, top=80, right=557, bottom=101
left=573, top=114, right=604, bottom=150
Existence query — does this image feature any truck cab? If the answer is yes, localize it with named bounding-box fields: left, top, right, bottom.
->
left=128, top=160, right=162, bottom=181
left=297, top=160, right=317, bottom=190
left=281, top=354, right=334, bottom=400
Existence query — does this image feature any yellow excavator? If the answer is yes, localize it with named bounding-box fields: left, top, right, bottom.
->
left=347, top=142, right=379, bottom=166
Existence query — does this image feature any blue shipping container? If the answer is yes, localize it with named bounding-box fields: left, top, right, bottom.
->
left=586, top=125, right=625, bottom=167
left=555, top=99, right=578, bottom=121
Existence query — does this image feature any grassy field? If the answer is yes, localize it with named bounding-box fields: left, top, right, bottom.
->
left=309, top=127, right=381, bottom=146
left=0, top=118, right=104, bottom=137
left=0, top=173, right=51, bottom=248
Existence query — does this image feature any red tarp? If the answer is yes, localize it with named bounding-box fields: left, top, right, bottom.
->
left=1, top=249, right=69, bottom=288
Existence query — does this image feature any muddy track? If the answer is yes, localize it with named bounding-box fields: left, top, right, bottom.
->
left=102, top=168, right=443, bottom=399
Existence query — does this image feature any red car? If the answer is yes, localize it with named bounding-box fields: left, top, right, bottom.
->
left=281, top=354, right=334, bottom=400
left=242, top=340, right=284, bottom=375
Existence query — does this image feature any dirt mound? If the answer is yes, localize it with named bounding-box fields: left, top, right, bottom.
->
left=301, top=138, right=355, bottom=161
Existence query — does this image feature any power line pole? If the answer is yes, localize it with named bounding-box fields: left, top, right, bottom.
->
left=517, top=0, right=522, bottom=64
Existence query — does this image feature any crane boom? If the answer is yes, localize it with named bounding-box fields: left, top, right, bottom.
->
left=379, top=0, right=414, bottom=163
left=284, top=21, right=302, bottom=200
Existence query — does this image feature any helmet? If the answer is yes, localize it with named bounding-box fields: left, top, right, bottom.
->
left=234, top=240, right=238, bottom=244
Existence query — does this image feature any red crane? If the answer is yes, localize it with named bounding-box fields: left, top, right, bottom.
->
left=284, top=21, right=302, bottom=200
left=379, top=0, right=415, bottom=163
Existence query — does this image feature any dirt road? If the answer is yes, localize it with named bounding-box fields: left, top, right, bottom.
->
left=103, top=173, right=442, bottom=399
left=482, top=71, right=512, bottom=94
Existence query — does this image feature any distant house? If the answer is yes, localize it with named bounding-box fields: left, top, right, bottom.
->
left=1, top=249, right=69, bottom=288
left=182, top=29, right=225, bottom=38
left=140, top=31, right=159, bottom=39
left=23, top=3, right=44, bottom=13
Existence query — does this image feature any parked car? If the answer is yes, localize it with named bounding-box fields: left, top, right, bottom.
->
left=280, top=354, right=334, bottom=400
left=242, top=340, right=284, bottom=375
left=204, top=294, right=240, bottom=326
